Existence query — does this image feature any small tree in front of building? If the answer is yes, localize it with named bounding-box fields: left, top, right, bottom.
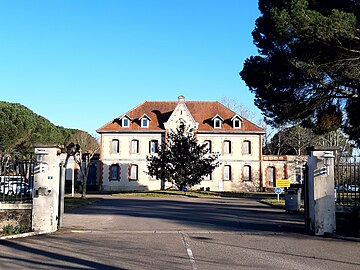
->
left=65, top=131, right=100, bottom=199
left=147, top=126, right=220, bottom=190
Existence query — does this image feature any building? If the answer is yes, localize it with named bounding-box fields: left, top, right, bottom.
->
left=96, top=95, right=270, bottom=192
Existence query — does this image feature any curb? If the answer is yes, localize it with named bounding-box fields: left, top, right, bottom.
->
left=0, top=231, right=52, bottom=240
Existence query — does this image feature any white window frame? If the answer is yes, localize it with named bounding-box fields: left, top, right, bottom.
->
left=214, top=118, right=222, bottom=128
left=243, top=140, right=251, bottom=155
left=224, top=165, right=231, bottom=181
left=141, top=118, right=149, bottom=128
left=122, top=118, right=130, bottom=128
left=224, top=140, right=231, bottom=154
left=233, top=119, right=241, bottom=128
left=243, top=165, right=251, bottom=181
left=111, top=139, right=119, bottom=154
left=131, top=139, right=139, bottom=154
left=130, top=164, right=138, bottom=181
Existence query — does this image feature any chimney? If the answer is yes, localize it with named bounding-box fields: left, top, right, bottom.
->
left=178, top=95, right=185, bottom=102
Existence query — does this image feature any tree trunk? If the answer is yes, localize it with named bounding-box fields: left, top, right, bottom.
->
left=81, top=156, right=90, bottom=199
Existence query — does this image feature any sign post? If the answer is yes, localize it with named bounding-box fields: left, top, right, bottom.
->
left=274, top=187, right=283, bottom=202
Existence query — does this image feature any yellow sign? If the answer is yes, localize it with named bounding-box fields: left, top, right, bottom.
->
left=276, top=179, right=291, bottom=188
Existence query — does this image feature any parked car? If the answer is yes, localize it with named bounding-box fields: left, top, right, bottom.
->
left=346, top=185, right=359, bottom=192
left=0, top=178, right=32, bottom=196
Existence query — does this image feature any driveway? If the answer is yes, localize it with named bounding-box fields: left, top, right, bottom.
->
left=0, top=196, right=359, bottom=270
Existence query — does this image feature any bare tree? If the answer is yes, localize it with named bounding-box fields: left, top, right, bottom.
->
left=65, top=131, right=99, bottom=199
left=220, top=96, right=256, bottom=120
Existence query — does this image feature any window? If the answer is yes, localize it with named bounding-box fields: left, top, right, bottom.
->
left=214, top=119, right=222, bottom=128
left=130, top=164, right=138, bottom=180
left=224, top=165, right=231, bottom=180
left=204, top=140, right=212, bottom=152
left=122, top=118, right=130, bottom=127
left=111, top=139, right=119, bottom=154
left=243, top=165, right=251, bottom=181
left=224, top=140, right=231, bottom=154
left=243, top=140, right=251, bottom=155
left=149, top=140, right=159, bottom=153
left=203, top=173, right=212, bottom=181
left=233, top=119, right=241, bottom=128
left=110, top=164, right=119, bottom=181
left=142, top=118, right=149, bottom=128
left=131, top=139, right=139, bottom=154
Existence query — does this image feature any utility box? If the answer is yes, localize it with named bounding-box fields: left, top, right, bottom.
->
left=285, top=188, right=301, bottom=212
left=32, top=146, right=61, bottom=233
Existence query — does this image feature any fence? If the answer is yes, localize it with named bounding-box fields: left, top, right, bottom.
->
left=0, top=158, right=34, bottom=203
left=335, top=158, right=360, bottom=207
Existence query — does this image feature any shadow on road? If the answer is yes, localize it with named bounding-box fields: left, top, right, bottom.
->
left=66, top=197, right=305, bottom=234
left=0, top=240, right=125, bottom=270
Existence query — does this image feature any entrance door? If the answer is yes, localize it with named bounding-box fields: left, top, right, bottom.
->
left=87, top=165, right=97, bottom=190
left=267, top=167, right=276, bottom=187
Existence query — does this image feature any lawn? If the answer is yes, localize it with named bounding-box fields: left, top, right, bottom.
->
left=64, top=197, right=102, bottom=211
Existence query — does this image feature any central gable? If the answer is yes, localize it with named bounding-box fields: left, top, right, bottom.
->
left=164, top=96, right=199, bottom=131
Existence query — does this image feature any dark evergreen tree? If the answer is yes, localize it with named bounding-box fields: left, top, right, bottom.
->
left=0, top=101, right=78, bottom=155
left=240, top=0, right=360, bottom=145
left=147, top=126, right=220, bottom=190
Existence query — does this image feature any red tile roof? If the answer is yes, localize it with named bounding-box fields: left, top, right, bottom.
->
left=97, top=100, right=264, bottom=133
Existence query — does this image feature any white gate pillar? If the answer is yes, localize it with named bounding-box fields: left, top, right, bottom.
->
left=306, top=146, right=337, bottom=235
left=32, top=146, right=62, bottom=233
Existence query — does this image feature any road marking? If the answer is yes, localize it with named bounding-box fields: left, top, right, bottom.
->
left=181, top=233, right=198, bottom=270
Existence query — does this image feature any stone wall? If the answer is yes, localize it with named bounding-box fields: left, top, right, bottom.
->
left=0, top=204, right=32, bottom=232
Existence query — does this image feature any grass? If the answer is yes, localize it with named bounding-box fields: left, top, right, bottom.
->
left=112, top=190, right=215, bottom=198
left=261, top=198, right=286, bottom=207
left=111, top=190, right=276, bottom=199
left=64, top=197, right=102, bottom=211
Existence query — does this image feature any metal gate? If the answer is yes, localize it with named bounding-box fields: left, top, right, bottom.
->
left=335, top=157, right=360, bottom=207
left=0, top=156, right=34, bottom=203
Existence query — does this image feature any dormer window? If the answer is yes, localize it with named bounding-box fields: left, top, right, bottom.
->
left=231, top=115, right=242, bottom=129
left=140, top=114, right=151, bottom=128
left=123, top=118, right=130, bottom=128
left=214, top=119, right=222, bottom=128
left=120, top=114, right=132, bottom=128
left=212, top=114, right=223, bottom=129
left=142, top=118, right=149, bottom=128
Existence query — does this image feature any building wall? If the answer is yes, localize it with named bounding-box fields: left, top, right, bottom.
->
left=100, top=132, right=263, bottom=192
left=262, top=155, right=307, bottom=188
left=100, top=132, right=165, bottom=191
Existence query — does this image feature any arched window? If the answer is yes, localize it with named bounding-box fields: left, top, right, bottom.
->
left=243, top=165, right=251, bottom=181
left=111, top=139, right=119, bottom=154
left=243, top=140, right=251, bottom=155
left=130, top=164, right=138, bottom=181
left=224, top=140, right=231, bottom=154
left=149, top=140, right=159, bottom=153
left=224, top=165, right=231, bottom=180
left=110, top=164, right=119, bottom=181
left=204, top=140, right=212, bottom=152
left=131, top=139, right=139, bottom=154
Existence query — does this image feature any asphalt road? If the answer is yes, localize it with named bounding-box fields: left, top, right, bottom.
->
left=0, top=196, right=359, bottom=269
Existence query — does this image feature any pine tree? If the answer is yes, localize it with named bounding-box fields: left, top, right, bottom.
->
left=240, top=0, right=360, bottom=145
left=146, top=126, right=220, bottom=190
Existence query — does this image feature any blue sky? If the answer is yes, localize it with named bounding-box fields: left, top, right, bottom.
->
left=0, top=0, right=261, bottom=135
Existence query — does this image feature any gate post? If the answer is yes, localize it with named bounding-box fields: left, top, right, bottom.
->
left=32, top=145, right=62, bottom=233
left=305, top=146, right=337, bottom=235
